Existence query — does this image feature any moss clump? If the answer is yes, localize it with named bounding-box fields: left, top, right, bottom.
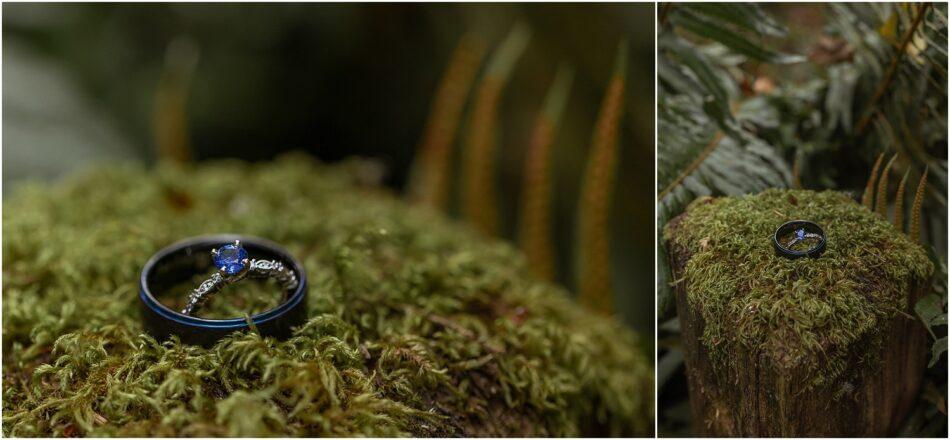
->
left=665, top=189, right=932, bottom=389
left=2, top=154, right=652, bottom=437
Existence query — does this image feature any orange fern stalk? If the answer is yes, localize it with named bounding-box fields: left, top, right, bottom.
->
left=875, top=154, right=897, bottom=216
left=407, top=34, right=486, bottom=210
left=578, top=41, right=627, bottom=316
left=518, top=64, right=574, bottom=281
left=892, top=168, right=911, bottom=231
left=862, top=152, right=885, bottom=209
left=791, top=152, right=802, bottom=189
left=909, top=167, right=928, bottom=243
left=461, top=24, right=531, bottom=236
left=153, top=38, right=199, bottom=163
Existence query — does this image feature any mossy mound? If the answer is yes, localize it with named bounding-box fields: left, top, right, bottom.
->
left=2, top=154, right=653, bottom=437
left=665, top=189, right=932, bottom=389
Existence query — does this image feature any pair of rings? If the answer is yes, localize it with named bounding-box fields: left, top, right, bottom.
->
left=141, top=222, right=825, bottom=345
left=139, top=235, right=307, bottom=346
left=773, top=220, right=826, bottom=259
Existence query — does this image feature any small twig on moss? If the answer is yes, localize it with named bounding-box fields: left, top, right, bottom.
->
left=243, top=314, right=260, bottom=335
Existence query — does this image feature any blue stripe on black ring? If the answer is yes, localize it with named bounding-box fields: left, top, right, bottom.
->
left=139, top=235, right=308, bottom=347
left=773, top=220, right=826, bottom=259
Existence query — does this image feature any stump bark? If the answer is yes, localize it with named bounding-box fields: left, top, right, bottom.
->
left=667, top=208, right=930, bottom=437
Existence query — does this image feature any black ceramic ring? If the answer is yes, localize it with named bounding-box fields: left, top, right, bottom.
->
left=139, top=235, right=308, bottom=347
left=773, top=220, right=826, bottom=259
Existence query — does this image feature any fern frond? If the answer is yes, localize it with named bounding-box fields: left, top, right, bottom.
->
left=875, top=154, right=897, bottom=216
left=460, top=24, right=530, bottom=236
left=854, top=3, right=932, bottom=136
left=862, top=152, right=885, bottom=209
left=910, top=167, right=929, bottom=243
left=656, top=3, right=796, bottom=319
left=893, top=167, right=911, bottom=230
left=519, top=64, right=573, bottom=281
left=656, top=94, right=790, bottom=318
left=669, top=5, right=802, bottom=64
left=657, top=132, right=724, bottom=201
left=408, top=34, right=486, bottom=210
left=578, top=41, right=626, bottom=316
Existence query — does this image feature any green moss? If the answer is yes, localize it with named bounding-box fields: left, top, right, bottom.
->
left=665, top=189, right=932, bottom=389
left=2, top=154, right=652, bottom=437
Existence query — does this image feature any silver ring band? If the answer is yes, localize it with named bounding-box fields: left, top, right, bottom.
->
left=181, top=240, right=299, bottom=316
left=787, top=232, right=821, bottom=247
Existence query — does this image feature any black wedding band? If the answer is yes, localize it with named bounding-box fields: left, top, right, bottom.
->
left=139, top=235, right=308, bottom=347
left=773, top=220, right=826, bottom=259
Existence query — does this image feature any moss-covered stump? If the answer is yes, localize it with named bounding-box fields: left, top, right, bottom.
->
left=2, top=155, right=653, bottom=437
left=664, top=189, right=933, bottom=437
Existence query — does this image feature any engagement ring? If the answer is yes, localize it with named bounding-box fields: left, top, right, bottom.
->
left=139, top=235, right=308, bottom=346
left=773, top=220, right=826, bottom=259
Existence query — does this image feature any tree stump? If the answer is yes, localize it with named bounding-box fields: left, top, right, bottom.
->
left=664, top=190, right=933, bottom=437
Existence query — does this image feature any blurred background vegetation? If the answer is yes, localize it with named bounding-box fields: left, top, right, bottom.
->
left=2, top=4, right=655, bottom=339
left=657, top=2, right=947, bottom=437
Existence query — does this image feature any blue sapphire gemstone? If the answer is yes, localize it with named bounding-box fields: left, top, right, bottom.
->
left=214, top=243, right=248, bottom=275
left=795, top=228, right=805, bottom=240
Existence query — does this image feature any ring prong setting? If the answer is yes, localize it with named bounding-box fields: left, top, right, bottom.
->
left=213, top=242, right=249, bottom=275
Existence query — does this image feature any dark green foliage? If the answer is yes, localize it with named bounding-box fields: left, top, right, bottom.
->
left=2, top=156, right=652, bottom=436
left=658, top=3, right=946, bottom=436
left=657, top=3, right=796, bottom=318
left=666, top=189, right=932, bottom=389
left=666, top=5, right=801, bottom=64
left=916, top=247, right=948, bottom=369
left=758, top=3, right=947, bottom=244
